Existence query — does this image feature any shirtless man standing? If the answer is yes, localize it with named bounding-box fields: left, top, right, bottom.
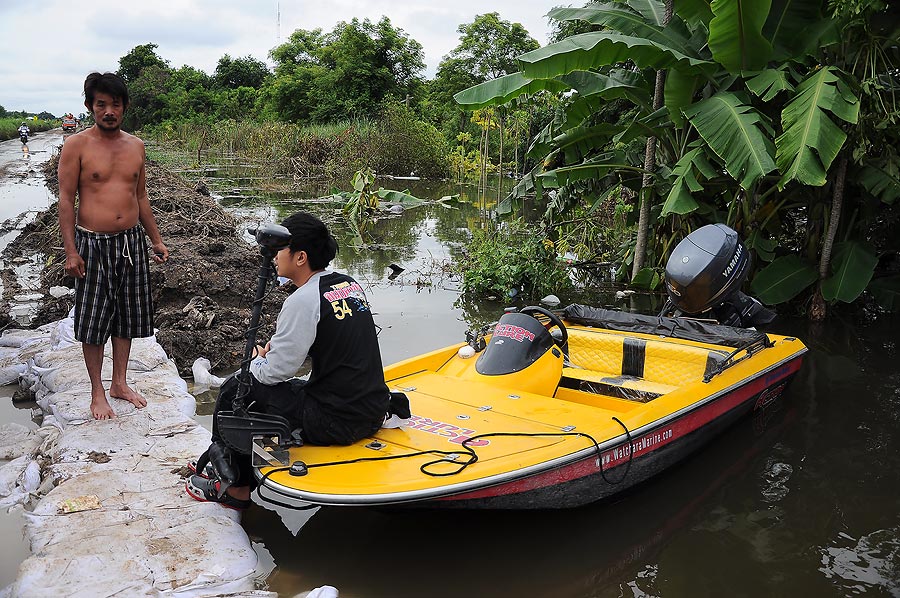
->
left=57, top=72, right=169, bottom=420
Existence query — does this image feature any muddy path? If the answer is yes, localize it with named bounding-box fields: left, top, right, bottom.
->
left=1, top=146, right=285, bottom=376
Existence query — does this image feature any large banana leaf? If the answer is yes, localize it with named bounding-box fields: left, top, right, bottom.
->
left=683, top=91, right=776, bottom=189
left=526, top=121, right=558, bottom=159
left=548, top=3, right=695, bottom=52
left=661, top=146, right=717, bottom=216
left=518, top=32, right=713, bottom=81
left=615, top=107, right=672, bottom=145
left=538, top=150, right=638, bottom=187
left=664, top=69, right=701, bottom=127
left=631, top=267, right=662, bottom=290
left=376, top=188, right=425, bottom=207
left=555, top=124, right=627, bottom=163
left=674, top=0, right=714, bottom=26
left=708, top=0, right=773, bottom=73
left=560, top=69, right=652, bottom=109
left=750, top=254, right=818, bottom=304
left=454, top=73, right=571, bottom=109
left=561, top=96, right=614, bottom=131
left=776, top=67, right=859, bottom=189
left=501, top=163, right=546, bottom=213
left=745, top=68, right=795, bottom=101
left=868, top=275, right=900, bottom=312
left=745, top=230, right=778, bottom=262
left=625, top=0, right=667, bottom=26
left=858, top=164, right=900, bottom=205
left=820, top=240, right=877, bottom=303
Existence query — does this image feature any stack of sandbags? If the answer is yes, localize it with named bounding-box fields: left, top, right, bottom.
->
left=0, top=315, right=272, bottom=598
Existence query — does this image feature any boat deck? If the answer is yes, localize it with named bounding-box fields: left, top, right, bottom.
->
left=260, top=325, right=807, bottom=506
left=267, top=368, right=625, bottom=497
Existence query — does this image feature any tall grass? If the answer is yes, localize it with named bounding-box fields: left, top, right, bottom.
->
left=146, top=119, right=373, bottom=173
left=143, top=105, right=448, bottom=181
left=0, top=118, right=55, bottom=141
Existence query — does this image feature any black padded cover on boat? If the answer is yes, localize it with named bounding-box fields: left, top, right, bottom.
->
left=562, top=304, right=767, bottom=349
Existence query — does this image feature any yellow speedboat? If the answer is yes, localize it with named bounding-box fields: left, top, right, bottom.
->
left=255, top=304, right=806, bottom=509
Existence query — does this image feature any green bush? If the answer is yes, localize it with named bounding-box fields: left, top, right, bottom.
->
left=368, top=103, right=449, bottom=179
left=458, top=219, right=573, bottom=299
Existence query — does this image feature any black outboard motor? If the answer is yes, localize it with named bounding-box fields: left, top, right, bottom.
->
left=660, top=224, right=775, bottom=328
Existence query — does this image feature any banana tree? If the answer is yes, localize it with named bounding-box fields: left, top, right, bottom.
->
left=455, top=0, right=899, bottom=313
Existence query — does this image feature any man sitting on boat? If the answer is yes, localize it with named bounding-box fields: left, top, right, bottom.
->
left=186, top=211, right=391, bottom=509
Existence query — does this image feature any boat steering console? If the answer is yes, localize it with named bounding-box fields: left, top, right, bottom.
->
left=518, top=305, right=568, bottom=350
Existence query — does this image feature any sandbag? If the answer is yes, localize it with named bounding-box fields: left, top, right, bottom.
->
left=22, top=469, right=256, bottom=597
left=3, top=317, right=271, bottom=597
left=0, top=423, right=41, bottom=460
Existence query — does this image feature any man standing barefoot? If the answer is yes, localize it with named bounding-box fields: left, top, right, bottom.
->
left=57, top=72, right=169, bottom=420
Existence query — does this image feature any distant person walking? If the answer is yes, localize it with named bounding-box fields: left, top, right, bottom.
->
left=57, top=72, right=169, bottom=420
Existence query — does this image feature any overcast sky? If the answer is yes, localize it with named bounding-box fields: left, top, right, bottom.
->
left=0, top=0, right=556, bottom=118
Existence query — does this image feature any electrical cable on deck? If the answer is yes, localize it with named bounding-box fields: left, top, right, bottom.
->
left=253, top=417, right=636, bottom=509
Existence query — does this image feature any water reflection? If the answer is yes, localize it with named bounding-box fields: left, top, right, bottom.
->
left=820, top=527, right=900, bottom=594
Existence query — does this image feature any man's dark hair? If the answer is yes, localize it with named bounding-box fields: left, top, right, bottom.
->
left=282, top=212, right=338, bottom=270
left=84, top=72, right=130, bottom=108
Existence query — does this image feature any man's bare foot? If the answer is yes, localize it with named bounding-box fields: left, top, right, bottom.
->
left=91, top=393, right=116, bottom=420
left=109, top=383, right=148, bottom=409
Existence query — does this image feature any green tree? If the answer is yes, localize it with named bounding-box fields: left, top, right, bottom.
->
left=264, top=17, right=425, bottom=124
left=425, top=56, right=484, bottom=141
left=118, top=43, right=169, bottom=84
left=215, top=86, right=260, bottom=121
left=117, top=44, right=173, bottom=130
left=429, top=13, right=542, bottom=177
left=429, top=14, right=540, bottom=129
left=214, top=54, right=270, bottom=89
left=449, top=13, right=540, bottom=80
left=170, top=65, right=213, bottom=91
left=125, top=64, right=172, bottom=130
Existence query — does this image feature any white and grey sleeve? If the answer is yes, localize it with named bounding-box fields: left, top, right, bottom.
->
left=249, top=280, right=321, bottom=385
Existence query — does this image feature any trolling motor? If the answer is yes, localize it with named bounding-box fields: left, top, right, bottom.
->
left=215, top=222, right=298, bottom=458
left=659, top=224, right=775, bottom=328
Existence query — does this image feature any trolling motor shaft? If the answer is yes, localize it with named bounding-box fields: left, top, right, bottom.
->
left=216, top=222, right=295, bottom=455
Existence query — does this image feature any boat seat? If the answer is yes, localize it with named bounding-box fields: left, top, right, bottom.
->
left=561, top=328, right=729, bottom=401
left=559, top=368, right=676, bottom=402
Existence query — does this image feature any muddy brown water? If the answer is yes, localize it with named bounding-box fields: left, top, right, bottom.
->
left=1, top=140, right=898, bottom=595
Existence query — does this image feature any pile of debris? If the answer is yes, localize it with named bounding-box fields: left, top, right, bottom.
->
left=1, top=155, right=286, bottom=375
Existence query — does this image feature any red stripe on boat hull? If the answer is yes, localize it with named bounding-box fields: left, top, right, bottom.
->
left=430, top=356, right=803, bottom=508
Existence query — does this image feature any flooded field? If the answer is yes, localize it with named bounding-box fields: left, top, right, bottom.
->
left=1, top=139, right=898, bottom=596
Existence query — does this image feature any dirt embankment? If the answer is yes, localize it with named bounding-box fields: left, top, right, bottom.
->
left=1, top=155, right=286, bottom=375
